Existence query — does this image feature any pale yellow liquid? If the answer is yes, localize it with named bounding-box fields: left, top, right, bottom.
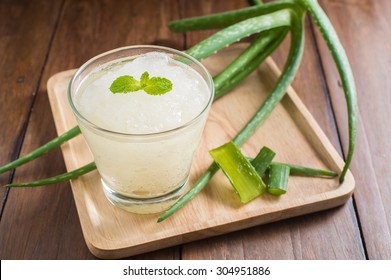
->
left=74, top=52, right=211, bottom=213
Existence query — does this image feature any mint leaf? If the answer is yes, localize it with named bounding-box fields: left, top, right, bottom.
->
left=140, top=72, right=149, bottom=87
left=144, top=77, right=173, bottom=95
left=109, top=71, right=173, bottom=95
left=109, top=75, right=141, bottom=94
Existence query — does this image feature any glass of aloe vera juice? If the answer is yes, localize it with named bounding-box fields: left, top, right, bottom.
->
left=68, top=46, right=214, bottom=214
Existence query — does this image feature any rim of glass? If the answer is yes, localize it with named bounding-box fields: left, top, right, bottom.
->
left=68, top=45, right=214, bottom=138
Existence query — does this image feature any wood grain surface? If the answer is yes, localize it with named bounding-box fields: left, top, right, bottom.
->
left=0, top=0, right=389, bottom=260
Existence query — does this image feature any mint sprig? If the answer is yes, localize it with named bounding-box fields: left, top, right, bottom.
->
left=109, top=71, right=173, bottom=95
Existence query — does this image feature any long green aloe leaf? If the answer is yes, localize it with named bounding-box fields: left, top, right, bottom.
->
left=6, top=162, right=96, bottom=187
left=214, top=27, right=288, bottom=100
left=210, top=141, right=266, bottom=203
left=185, top=8, right=292, bottom=60
left=0, top=126, right=81, bottom=174
left=168, top=0, right=295, bottom=32
left=299, top=0, right=357, bottom=182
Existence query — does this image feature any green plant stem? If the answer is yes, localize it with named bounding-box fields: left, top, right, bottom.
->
left=299, top=0, right=357, bottom=183
left=158, top=8, right=305, bottom=222
left=251, top=146, right=276, bottom=176
left=268, top=163, right=290, bottom=195
left=213, top=27, right=288, bottom=100
left=5, top=162, right=96, bottom=187
left=168, top=0, right=295, bottom=32
left=213, top=29, right=278, bottom=91
left=0, top=126, right=81, bottom=174
left=232, top=10, right=304, bottom=147
left=215, top=28, right=288, bottom=99
left=272, top=162, right=337, bottom=177
left=246, top=157, right=337, bottom=178
left=185, top=8, right=292, bottom=60
left=209, top=141, right=266, bottom=203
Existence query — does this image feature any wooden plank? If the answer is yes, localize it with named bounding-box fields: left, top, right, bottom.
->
left=316, top=0, right=391, bottom=259
left=0, top=0, right=64, bottom=258
left=0, top=0, right=183, bottom=259
left=0, top=0, right=62, bottom=205
left=181, top=3, right=365, bottom=259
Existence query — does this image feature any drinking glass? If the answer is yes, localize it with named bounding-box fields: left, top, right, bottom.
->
left=68, top=46, right=214, bottom=214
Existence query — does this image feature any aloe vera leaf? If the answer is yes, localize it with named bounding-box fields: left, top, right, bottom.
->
left=168, top=0, right=296, bottom=32
left=213, top=27, right=288, bottom=100
left=299, top=0, right=358, bottom=182
left=185, top=8, right=293, bottom=61
left=271, top=162, right=337, bottom=177
left=232, top=9, right=305, bottom=147
left=0, top=126, right=81, bottom=174
left=268, top=163, right=290, bottom=195
left=5, top=162, right=96, bottom=187
left=209, top=141, right=266, bottom=203
left=251, top=146, right=276, bottom=176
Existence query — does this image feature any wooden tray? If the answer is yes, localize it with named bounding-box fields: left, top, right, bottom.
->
left=47, top=44, right=354, bottom=259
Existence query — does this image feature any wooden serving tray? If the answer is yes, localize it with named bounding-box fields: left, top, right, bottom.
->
left=47, top=44, right=354, bottom=259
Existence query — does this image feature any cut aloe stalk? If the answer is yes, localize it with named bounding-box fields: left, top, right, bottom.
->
left=268, top=163, right=290, bottom=196
left=209, top=141, right=266, bottom=203
left=251, top=146, right=276, bottom=176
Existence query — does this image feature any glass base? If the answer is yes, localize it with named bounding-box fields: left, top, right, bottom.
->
left=102, top=178, right=188, bottom=214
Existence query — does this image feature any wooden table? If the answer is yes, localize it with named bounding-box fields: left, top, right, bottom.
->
left=0, top=0, right=390, bottom=260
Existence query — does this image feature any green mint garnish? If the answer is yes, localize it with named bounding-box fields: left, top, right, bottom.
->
left=143, top=77, right=173, bottom=95
left=140, top=71, right=149, bottom=87
left=109, top=71, right=172, bottom=95
left=110, top=76, right=141, bottom=93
